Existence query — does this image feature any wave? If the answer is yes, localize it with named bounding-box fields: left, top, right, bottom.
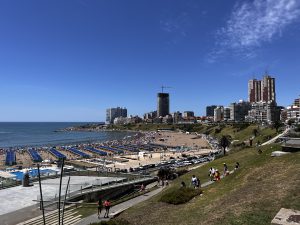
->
left=0, top=132, right=12, bottom=134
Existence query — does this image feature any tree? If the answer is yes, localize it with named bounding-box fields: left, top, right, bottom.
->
left=252, top=128, right=258, bottom=137
left=220, top=136, right=230, bottom=156
left=157, top=167, right=173, bottom=180
left=273, top=120, right=283, bottom=133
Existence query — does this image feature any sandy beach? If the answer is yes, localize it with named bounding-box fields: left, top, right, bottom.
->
left=0, top=131, right=211, bottom=171
left=153, top=131, right=210, bottom=148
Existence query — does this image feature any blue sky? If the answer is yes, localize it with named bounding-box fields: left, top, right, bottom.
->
left=0, top=0, right=300, bottom=122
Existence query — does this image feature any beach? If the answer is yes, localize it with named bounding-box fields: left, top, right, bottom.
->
left=0, top=130, right=212, bottom=172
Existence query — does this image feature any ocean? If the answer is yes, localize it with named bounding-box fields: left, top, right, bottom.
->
left=0, top=122, right=132, bottom=148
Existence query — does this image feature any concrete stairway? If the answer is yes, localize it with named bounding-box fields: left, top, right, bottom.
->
left=16, top=207, right=82, bottom=225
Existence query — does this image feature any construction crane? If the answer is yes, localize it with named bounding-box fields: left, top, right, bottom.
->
left=160, top=85, right=172, bottom=93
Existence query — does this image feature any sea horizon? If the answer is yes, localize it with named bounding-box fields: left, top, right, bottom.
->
left=0, top=122, right=131, bottom=148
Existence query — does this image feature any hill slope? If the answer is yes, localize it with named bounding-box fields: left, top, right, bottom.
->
left=117, top=144, right=300, bottom=225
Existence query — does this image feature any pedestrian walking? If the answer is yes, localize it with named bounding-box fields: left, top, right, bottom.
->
left=103, top=199, right=111, bottom=218
left=97, top=197, right=103, bottom=218
left=191, top=175, right=198, bottom=188
left=209, top=167, right=215, bottom=181
left=196, top=177, right=201, bottom=188
left=140, top=183, right=145, bottom=192
left=223, top=163, right=228, bottom=176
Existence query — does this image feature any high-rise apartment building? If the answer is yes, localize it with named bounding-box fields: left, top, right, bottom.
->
left=157, top=93, right=170, bottom=117
left=261, top=75, right=276, bottom=102
left=229, top=101, right=251, bottom=122
left=246, top=101, right=280, bottom=123
left=206, top=105, right=217, bottom=117
left=106, top=107, right=127, bottom=124
left=248, top=75, right=276, bottom=103
left=214, top=106, right=223, bottom=122
left=248, top=79, right=261, bottom=103
left=183, top=111, right=194, bottom=118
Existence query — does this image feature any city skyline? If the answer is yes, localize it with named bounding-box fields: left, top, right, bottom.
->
left=0, top=0, right=300, bottom=122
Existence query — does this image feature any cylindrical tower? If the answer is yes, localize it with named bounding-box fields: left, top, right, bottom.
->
left=157, top=93, right=169, bottom=117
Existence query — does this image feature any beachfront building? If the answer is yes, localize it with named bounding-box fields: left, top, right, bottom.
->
left=144, top=111, right=157, bottom=120
left=183, top=111, right=194, bottom=118
left=246, top=101, right=280, bottom=124
left=261, top=75, right=276, bottom=102
left=280, top=97, right=300, bottom=122
left=248, top=75, right=276, bottom=103
left=229, top=100, right=251, bottom=122
left=106, top=107, right=127, bottom=124
left=214, top=106, right=223, bottom=122
left=157, top=93, right=170, bottom=117
left=206, top=105, right=217, bottom=117
left=248, top=79, right=262, bottom=103
left=223, top=107, right=231, bottom=121
left=171, top=111, right=183, bottom=124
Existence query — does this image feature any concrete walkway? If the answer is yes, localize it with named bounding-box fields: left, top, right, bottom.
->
left=76, top=171, right=234, bottom=225
left=261, top=128, right=290, bottom=146
left=75, top=183, right=164, bottom=225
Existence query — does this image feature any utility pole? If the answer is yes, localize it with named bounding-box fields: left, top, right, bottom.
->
left=37, top=164, right=46, bottom=225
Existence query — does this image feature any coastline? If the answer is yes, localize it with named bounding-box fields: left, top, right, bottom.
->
left=0, top=129, right=215, bottom=171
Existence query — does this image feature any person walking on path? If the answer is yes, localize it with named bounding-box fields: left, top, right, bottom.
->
left=103, top=199, right=111, bottom=218
left=223, top=163, right=229, bottom=176
left=209, top=167, right=215, bottom=181
left=140, top=183, right=145, bottom=192
left=191, top=175, right=198, bottom=188
left=97, top=197, right=103, bottom=218
left=196, top=177, right=201, bottom=188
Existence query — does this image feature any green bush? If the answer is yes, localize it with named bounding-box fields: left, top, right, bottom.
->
left=176, top=169, right=189, bottom=177
left=89, top=218, right=130, bottom=225
left=160, top=187, right=202, bottom=205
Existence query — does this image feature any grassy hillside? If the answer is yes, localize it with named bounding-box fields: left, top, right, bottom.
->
left=116, top=143, right=300, bottom=225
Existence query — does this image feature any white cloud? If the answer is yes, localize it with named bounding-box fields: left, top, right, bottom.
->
left=210, top=0, right=300, bottom=61
left=160, top=12, right=190, bottom=44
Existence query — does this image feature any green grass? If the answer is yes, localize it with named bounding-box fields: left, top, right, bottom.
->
left=116, top=143, right=300, bottom=225
left=160, top=187, right=202, bottom=205
left=89, top=219, right=130, bottom=225
left=74, top=186, right=159, bottom=218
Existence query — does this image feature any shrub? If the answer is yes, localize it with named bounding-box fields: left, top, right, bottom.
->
left=160, top=187, right=202, bottom=205
left=157, top=167, right=176, bottom=180
left=176, top=169, right=189, bottom=177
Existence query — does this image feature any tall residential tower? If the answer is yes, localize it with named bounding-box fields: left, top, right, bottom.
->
left=248, top=75, right=276, bottom=103
left=157, top=93, right=170, bottom=117
left=261, top=75, right=276, bottom=102
left=248, top=79, right=261, bottom=103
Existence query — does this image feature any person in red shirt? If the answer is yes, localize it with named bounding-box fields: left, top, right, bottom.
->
left=103, top=199, right=111, bottom=218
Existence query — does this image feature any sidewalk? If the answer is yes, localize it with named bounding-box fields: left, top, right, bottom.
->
left=75, top=171, right=235, bottom=225
left=75, top=183, right=164, bottom=225
left=261, top=128, right=290, bottom=146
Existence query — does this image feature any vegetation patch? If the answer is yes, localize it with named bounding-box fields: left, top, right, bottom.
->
left=160, top=187, right=202, bottom=205
left=89, top=219, right=131, bottom=225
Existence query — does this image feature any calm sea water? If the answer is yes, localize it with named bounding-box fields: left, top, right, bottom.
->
left=0, top=122, right=132, bottom=148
